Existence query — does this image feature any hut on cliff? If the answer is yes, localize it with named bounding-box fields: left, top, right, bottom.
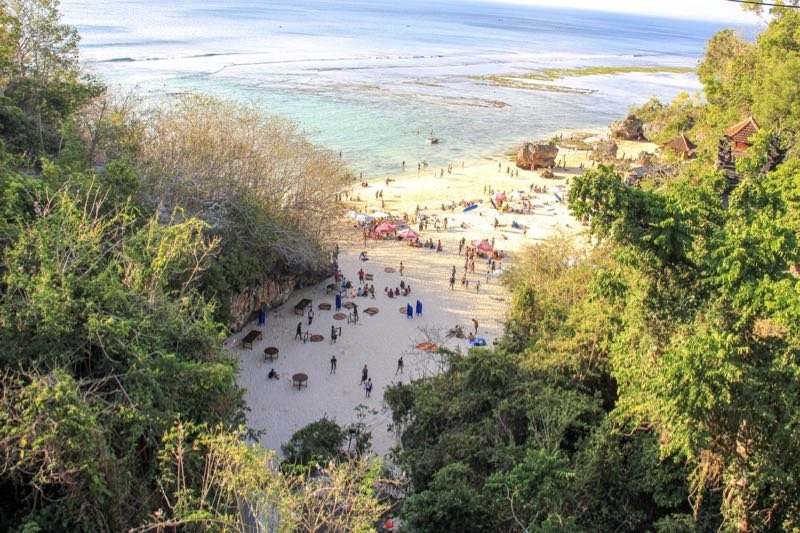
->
left=661, top=133, right=696, bottom=160
left=724, top=116, right=760, bottom=158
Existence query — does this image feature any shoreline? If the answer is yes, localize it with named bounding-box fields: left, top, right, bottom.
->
left=231, top=134, right=659, bottom=458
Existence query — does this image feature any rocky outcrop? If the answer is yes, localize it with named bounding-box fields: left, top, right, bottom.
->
left=610, top=115, right=646, bottom=141
left=516, top=142, right=559, bottom=169
left=642, top=122, right=663, bottom=141
left=228, top=278, right=300, bottom=332
left=637, top=151, right=655, bottom=166
left=590, top=140, right=618, bottom=162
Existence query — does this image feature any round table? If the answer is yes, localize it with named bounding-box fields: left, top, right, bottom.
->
left=264, top=347, right=279, bottom=361
left=292, top=373, right=308, bottom=389
left=333, top=313, right=347, bottom=320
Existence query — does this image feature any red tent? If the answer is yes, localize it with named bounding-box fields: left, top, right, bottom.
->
left=471, top=239, right=493, bottom=252
left=375, top=222, right=396, bottom=234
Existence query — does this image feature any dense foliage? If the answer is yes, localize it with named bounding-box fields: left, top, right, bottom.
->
left=0, top=2, right=381, bottom=531
left=386, top=7, right=800, bottom=533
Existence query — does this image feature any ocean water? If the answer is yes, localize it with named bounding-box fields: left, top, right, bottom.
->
left=61, top=0, right=751, bottom=176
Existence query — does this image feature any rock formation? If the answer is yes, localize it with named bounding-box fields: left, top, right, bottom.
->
left=590, top=140, right=618, bottom=162
left=637, top=151, right=654, bottom=166
left=610, top=115, right=646, bottom=141
left=516, top=142, right=558, bottom=169
left=227, top=278, right=299, bottom=332
left=642, top=122, right=663, bottom=141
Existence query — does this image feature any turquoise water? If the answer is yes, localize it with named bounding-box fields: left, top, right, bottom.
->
left=61, top=0, right=751, bottom=176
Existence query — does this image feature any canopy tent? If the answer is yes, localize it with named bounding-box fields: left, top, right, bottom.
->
left=471, top=239, right=493, bottom=252
left=397, top=228, right=419, bottom=239
left=375, top=222, right=397, bottom=234
left=346, top=210, right=374, bottom=223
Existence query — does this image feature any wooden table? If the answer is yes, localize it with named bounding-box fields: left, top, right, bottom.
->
left=241, top=330, right=263, bottom=349
left=292, top=373, right=308, bottom=389
left=294, top=298, right=312, bottom=315
left=264, top=347, right=279, bottom=361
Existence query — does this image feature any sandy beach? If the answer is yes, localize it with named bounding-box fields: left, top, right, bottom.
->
left=230, top=136, right=657, bottom=457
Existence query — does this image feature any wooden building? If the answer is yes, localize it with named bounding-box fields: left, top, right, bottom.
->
left=662, top=133, right=696, bottom=160
left=723, top=116, right=760, bottom=158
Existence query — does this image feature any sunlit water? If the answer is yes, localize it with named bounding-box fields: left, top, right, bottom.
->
left=62, top=0, right=753, bottom=176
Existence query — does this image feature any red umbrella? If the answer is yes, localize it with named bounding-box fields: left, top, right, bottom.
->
left=471, top=239, right=493, bottom=252
left=397, top=228, right=419, bottom=239
left=375, top=222, right=397, bottom=234
left=494, top=192, right=507, bottom=202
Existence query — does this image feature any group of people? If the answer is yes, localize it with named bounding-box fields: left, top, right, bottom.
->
left=409, top=237, right=441, bottom=252
left=353, top=285, right=375, bottom=298
left=385, top=284, right=411, bottom=298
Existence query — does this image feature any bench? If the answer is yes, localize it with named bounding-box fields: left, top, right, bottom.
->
left=294, top=298, right=312, bottom=315
left=241, top=329, right=262, bottom=349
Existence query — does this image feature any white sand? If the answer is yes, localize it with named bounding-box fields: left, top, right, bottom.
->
left=230, top=140, right=656, bottom=457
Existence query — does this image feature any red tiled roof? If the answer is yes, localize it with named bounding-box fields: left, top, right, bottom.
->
left=663, top=133, right=696, bottom=153
left=724, top=116, right=759, bottom=144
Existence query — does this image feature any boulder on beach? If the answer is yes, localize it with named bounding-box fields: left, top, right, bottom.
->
left=610, top=114, right=646, bottom=141
left=590, top=139, right=618, bottom=162
left=516, top=142, right=558, bottom=169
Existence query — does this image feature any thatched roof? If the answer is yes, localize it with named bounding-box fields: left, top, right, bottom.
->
left=663, top=133, right=696, bottom=154
left=724, top=116, right=759, bottom=144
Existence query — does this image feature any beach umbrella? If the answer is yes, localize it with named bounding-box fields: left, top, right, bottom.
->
left=471, top=239, right=493, bottom=252
left=495, top=192, right=507, bottom=202
left=375, top=222, right=396, bottom=234
left=397, top=228, right=419, bottom=239
left=370, top=211, right=390, bottom=219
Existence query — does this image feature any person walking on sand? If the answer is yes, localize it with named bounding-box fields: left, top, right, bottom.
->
left=307, top=307, right=314, bottom=326
left=396, top=356, right=404, bottom=375
left=472, top=318, right=479, bottom=335
left=295, top=322, right=303, bottom=340
left=360, top=365, right=369, bottom=385
left=331, top=325, right=338, bottom=344
left=365, top=378, right=373, bottom=398
left=330, top=354, right=337, bottom=374
left=358, top=268, right=365, bottom=284
left=476, top=280, right=481, bottom=293
left=399, top=262, right=404, bottom=277
left=449, top=274, right=455, bottom=290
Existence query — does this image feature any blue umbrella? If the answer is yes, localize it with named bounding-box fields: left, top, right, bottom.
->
left=416, top=300, right=422, bottom=316
left=406, top=303, right=413, bottom=319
